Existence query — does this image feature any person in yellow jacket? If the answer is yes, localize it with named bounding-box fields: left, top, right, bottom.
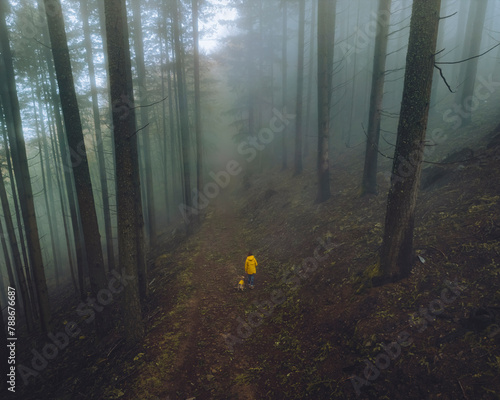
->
left=245, top=252, right=258, bottom=289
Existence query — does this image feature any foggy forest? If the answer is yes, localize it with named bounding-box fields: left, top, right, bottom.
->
left=1, top=0, right=500, bottom=398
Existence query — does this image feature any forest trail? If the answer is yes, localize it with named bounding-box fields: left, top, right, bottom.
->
left=140, top=192, right=271, bottom=400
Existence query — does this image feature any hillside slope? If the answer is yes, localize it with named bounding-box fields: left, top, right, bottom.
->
left=12, top=119, right=500, bottom=400
left=114, top=122, right=500, bottom=399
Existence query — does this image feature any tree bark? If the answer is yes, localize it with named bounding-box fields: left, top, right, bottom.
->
left=379, top=0, right=441, bottom=281
left=104, top=0, right=145, bottom=342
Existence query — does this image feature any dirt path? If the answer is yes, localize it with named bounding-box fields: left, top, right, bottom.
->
left=155, top=195, right=270, bottom=399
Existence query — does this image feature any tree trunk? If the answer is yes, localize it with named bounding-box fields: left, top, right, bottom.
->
left=159, top=15, right=171, bottom=225
left=45, top=98, right=79, bottom=295
left=304, top=0, right=317, bottom=160
left=104, top=0, right=145, bottom=343
left=80, top=0, right=115, bottom=273
left=429, top=0, right=447, bottom=109
left=257, top=0, right=264, bottom=136
left=96, top=0, right=117, bottom=180
left=2, top=120, right=39, bottom=319
left=361, top=0, right=392, bottom=195
left=163, top=10, right=178, bottom=219
left=345, top=3, right=362, bottom=149
left=0, top=126, right=30, bottom=280
left=172, top=0, right=194, bottom=230
left=0, top=119, right=26, bottom=281
left=38, top=0, right=87, bottom=300
left=33, top=80, right=61, bottom=288
left=0, top=147, right=20, bottom=293
left=192, top=0, right=203, bottom=224
left=294, top=0, right=306, bottom=176
left=170, top=31, right=183, bottom=208
left=457, top=0, right=488, bottom=121
left=0, top=1, right=51, bottom=332
left=132, top=0, right=156, bottom=248
left=316, top=0, right=336, bottom=203
left=0, top=204, right=15, bottom=287
left=379, top=0, right=441, bottom=281
left=281, top=0, right=288, bottom=170
left=43, top=0, right=109, bottom=333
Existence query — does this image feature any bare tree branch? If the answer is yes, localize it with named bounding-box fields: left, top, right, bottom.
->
left=435, top=42, right=500, bottom=65
left=434, top=64, right=454, bottom=93
left=439, top=11, right=457, bottom=20
left=130, top=96, right=168, bottom=110
left=128, top=123, right=150, bottom=139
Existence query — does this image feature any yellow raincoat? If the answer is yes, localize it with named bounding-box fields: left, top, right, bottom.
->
left=245, top=255, right=258, bottom=275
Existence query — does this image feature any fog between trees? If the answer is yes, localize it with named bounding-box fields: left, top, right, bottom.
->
left=0, top=0, right=499, bottom=349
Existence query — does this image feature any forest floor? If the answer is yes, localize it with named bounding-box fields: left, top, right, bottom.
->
left=120, top=114, right=500, bottom=399
left=9, top=102, right=500, bottom=399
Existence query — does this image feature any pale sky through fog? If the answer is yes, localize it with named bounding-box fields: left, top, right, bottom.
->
left=199, top=0, right=237, bottom=53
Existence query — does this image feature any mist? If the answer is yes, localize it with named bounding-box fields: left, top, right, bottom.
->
left=1, top=0, right=500, bottom=398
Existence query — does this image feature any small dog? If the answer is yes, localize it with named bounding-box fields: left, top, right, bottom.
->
left=236, top=276, right=245, bottom=291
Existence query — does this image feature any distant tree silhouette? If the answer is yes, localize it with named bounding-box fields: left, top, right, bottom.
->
left=193, top=0, right=203, bottom=226
left=316, top=0, right=336, bottom=202
left=172, top=0, right=194, bottom=233
left=132, top=0, right=156, bottom=249
left=0, top=1, right=51, bottom=333
left=43, top=0, right=110, bottom=334
left=456, top=0, right=488, bottom=122
left=361, top=0, right=392, bottom=196
left=80, top=0, right=115, bottom=273
left=281, top=0, right=288, bottom=170
left=294, top=0, right=306, bottom=176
